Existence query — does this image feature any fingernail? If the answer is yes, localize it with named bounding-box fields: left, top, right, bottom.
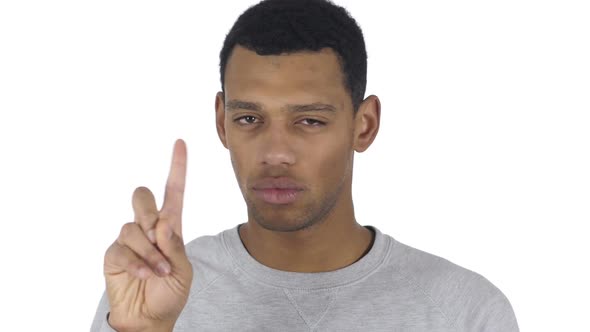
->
left=147, top=230, right=156, bottom=243
left=157, top=261, right=171, bottom=275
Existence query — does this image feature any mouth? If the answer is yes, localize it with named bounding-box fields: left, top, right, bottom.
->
left=251, top=177, right=305, bottom=205
left=252, top=188, right=303, bottom=205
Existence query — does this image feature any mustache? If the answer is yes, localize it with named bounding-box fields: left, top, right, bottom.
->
left=249, top=169, right=307, bottom=190
left=254, top=167, right=298, bottom=179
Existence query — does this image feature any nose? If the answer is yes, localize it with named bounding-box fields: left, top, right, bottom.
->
left=257, top=124, right=296, bottom=166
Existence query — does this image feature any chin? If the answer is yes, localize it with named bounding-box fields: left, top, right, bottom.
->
left=258, top=220, right=314, bottom=232
left=250, top=207, right=316, bottom=232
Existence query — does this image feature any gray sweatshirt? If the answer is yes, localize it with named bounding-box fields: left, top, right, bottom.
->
left=91, top=224, right=519, bottom=331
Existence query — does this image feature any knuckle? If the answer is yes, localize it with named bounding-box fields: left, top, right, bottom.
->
left=127, top=261, right=144, bottom=272
left=119, top=222, right=137, bottom=240
left=104, top=242, right=118, bottom=259
left=104, top=243, right=126, bottom=271
left=146, top=250, right=163, bottom=265
left=103, top=245, right=114, bottom=265
left=138, top=212, right=159, bottom=224
left=160, top=208, right=179, bottom=220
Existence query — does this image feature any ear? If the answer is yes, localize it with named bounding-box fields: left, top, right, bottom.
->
left=215, top=91, right=228, bottom=149
left=353, top=95, right=381, bottom=152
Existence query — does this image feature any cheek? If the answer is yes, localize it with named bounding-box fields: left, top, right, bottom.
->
left=311, top=138, right=353, bottom=184
left=227, top=131, right=248, bottom=165
left=229, top=147, right=248, bottom=170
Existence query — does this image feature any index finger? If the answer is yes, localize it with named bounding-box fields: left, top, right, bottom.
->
left=160, top=138, right=187, bottom=234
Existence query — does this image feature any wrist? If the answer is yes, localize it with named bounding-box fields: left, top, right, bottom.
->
left=107, top=312, right=175, bottom=332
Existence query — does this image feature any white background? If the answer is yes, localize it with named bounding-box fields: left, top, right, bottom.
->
left=1, top=0, right=588, bottom=331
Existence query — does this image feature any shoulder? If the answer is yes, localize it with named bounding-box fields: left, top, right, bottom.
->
left=183, top=228, right=236, bottom=295
left=388, top=237, right=519, bottom=331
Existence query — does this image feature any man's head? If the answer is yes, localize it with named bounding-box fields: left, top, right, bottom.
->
left=219, top=0, right=367, bottom=113
left=215, top=0, right=380, bottom=233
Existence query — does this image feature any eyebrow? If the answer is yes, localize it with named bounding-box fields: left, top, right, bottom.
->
left=225, top=99, right=337, bottom=113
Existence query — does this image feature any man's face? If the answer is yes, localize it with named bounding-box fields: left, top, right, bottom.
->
left=216, top=46, right=357, bottom=232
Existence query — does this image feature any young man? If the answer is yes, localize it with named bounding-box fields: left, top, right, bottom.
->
left=92, top=0, right=519, bottom=331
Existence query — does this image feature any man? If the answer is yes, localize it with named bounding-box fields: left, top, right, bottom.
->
left=92, top=0, right=519, bottom=330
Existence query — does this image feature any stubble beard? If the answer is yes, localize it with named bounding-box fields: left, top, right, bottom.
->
left=244, top=173, right=347, bottom=233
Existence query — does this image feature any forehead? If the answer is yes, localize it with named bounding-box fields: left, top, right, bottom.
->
left=224, top=45, right=348, bottom=107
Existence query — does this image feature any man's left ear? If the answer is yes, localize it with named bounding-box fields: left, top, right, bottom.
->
left=353, top=95, right=381, bottom=152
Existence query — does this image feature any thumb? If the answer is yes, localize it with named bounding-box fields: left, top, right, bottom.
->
left=155, top=220, right=189, bottom=269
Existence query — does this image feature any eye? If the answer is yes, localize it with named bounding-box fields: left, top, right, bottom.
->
left=234, top=115, right=260, bottom=125
left=300, top=118, right=326, bottom=126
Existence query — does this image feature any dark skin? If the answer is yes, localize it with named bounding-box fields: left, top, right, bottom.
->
left=215, top=45, right=381, bottom=273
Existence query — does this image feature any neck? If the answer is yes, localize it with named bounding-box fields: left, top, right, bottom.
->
left=238, top=189, right=375, bottom=273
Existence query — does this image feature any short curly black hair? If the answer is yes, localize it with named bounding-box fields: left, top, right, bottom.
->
left=219, top=0, right=367, bottom=113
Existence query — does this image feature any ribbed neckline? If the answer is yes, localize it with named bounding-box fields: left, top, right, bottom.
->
left=222, top=223, right=392, bottom=290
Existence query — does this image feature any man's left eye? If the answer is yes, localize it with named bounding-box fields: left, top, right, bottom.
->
left=301, top=119, right=326, bottom=126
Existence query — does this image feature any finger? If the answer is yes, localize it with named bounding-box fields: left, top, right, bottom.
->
left=160, top=139, right=187, bottom=235
left=115, top=222, right=172, bottom=277
left=154, top=220, right=190, bottom=273
left=104, top=242, right=154, bottom=280
left=132, top=186, right=159, bottom=243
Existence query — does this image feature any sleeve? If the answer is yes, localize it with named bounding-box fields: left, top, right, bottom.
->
left=446, top=272, right=520, bottom=332
left=478, top=289, right=520, bottom=332
left=90, top=291, right=118, bottom=332
left=453, top=280, right=520, bottom=332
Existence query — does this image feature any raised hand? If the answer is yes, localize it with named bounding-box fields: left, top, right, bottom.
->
left=103, top=139, right=193, bottom=332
